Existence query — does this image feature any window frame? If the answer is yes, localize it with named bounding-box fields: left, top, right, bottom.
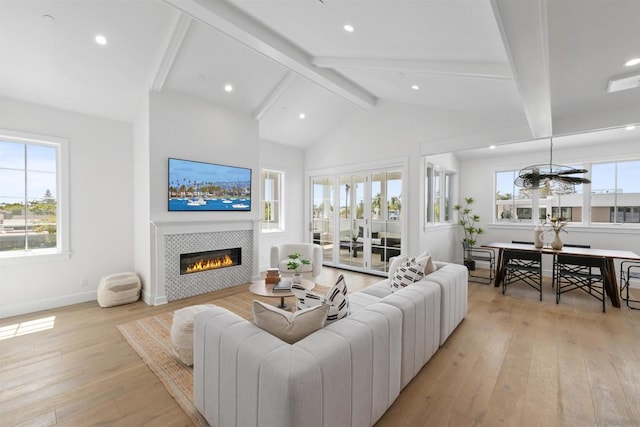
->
left=424, top=160, right=454, bottom=225
left=260, top=168, right=285, bottom=233
left=493, top=158, right=640, bottom=228
left=0, top=129, right=69, bottom=262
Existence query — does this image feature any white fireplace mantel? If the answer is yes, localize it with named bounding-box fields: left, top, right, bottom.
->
left=146, top=219, right=260, bottom=305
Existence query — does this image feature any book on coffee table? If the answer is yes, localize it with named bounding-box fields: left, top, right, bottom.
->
left=272, top=280, right=292, bottom=292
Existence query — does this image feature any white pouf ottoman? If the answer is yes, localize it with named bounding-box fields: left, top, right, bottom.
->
left=171, top=304, right=216, bottom=366
left=97, top=272, right=141, bottom=308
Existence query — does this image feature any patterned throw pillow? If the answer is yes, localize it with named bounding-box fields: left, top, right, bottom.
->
left=292, top=274, right=350, bottom=324
left=391, top=258, right=425, bottom=291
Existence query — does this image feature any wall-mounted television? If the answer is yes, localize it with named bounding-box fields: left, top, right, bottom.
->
left=168, top=158, right=251, bottom=211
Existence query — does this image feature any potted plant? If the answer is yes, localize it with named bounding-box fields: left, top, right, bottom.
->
left=453, top=197, right=484, bottom=270
left=287, top=252, right=310, bottom=283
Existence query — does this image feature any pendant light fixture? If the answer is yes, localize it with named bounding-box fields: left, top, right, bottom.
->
left=514, top=138, right=591, bottom=189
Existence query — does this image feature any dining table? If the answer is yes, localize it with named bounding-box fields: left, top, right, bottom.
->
left=481, top=242, right=640, bottom=308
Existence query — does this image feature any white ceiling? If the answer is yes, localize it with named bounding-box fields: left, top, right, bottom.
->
left=1, top=0, right=639, bottom=149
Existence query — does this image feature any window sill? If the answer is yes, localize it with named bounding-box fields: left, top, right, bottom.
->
left=0, top=250, right=71, bottom=265
left=488, top=222, right=640, bottom=234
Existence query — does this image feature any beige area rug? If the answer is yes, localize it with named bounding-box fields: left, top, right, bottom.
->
left=117, top=286, right=328, bottom=426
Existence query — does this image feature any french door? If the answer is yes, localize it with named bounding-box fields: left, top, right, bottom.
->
left=311, top=168, right=403, bottom=276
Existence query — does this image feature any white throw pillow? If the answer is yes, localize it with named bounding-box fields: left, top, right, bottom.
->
left=391, top=258, right=425, bottom=291
left=415, top=251, right=437, bottom=275
left=252, top=300, right=329, bottom=344
left=292, top=274, right=350, bottom=324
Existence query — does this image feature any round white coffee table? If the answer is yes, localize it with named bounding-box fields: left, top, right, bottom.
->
left=249, top=278, right=315, bottom=310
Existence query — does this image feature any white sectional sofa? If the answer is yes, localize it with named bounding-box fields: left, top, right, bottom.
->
left=193, top=261, right=468, bottom=427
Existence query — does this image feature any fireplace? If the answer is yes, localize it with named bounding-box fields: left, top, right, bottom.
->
left=180, top=247, right=241, bottom=275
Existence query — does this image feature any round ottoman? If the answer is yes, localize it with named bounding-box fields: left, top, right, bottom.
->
left=171, top=304, right=216, bottom=366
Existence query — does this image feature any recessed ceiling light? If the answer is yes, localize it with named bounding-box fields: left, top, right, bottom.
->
left=299, top=113, right=306, bottom=119
left=95, top=35, right=107, bottom=46
left=42, top=14, right=55, bottom=22
left=343, top=24, right=354, bottom=33
left=625, top=125, right=636, bottom=131
left=489, top=145, right=496, bottom=150
left=224, top=84, right=233, bottom=92
left=197, top=74, right=207, bottom=81
left=411, top=85, right=420, bottom=91
left=624, top=58, right=640, bottom=67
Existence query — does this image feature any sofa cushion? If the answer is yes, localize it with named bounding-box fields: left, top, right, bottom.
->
left=416, top=252, right=437, bottom=275
left=252, top=300, right=329, bottom=344
left=360, top=281, right=393, bottom=299
left=292, top=274, right=350, bottom=324
left=348, top=292, right=382, bottom=313
left=391, top=259, right=425, bottom=290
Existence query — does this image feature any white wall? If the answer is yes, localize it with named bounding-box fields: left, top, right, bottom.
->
left=132, top=96, right=151, bottom=294
left=258, top=139, right=305, bottom=271
left=148, top=90, right=259, bottom=223
left=0, top=97, right=134, bottom=318
left=457, top=139, right=640, bottom=270
left=137, top=90, right=260, bottom=300
left=304, top=101, right=508, bottom=260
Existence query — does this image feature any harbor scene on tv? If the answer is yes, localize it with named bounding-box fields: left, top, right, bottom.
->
left=168, top=158, right=251, bottom=211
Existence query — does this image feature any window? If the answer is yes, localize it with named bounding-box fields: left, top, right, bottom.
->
left=0, top=130, right=67, bottom=257
left=496, top=168, right=585, bottom=223
left=424, top=160, right=453, bottom=224
left=261, top=169, right=284, bottom=231
left=592, top=160, right=640, bottom=224
left=496, top=170, right=531, bottom=222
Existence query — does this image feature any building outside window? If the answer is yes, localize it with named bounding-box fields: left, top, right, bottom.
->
left=495, top=159, right=639, bottom=225
left=261, top=169, right=284, bottom=232
left=591, top=160, right=640, bottom=224
left=1, top=131, right=67, bottom=256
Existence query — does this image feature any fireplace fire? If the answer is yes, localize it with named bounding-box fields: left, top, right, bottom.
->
left=180, top=248, right=241, bottom=275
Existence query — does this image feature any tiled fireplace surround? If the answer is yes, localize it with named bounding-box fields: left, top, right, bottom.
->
left=146, top=220, right=260, bottom=305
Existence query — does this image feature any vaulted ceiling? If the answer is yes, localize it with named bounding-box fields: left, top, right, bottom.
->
left=1, top=0, right=638, bottom=149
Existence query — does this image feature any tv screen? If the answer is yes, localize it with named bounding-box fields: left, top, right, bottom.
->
left=168, top=158, right=251, bottom=211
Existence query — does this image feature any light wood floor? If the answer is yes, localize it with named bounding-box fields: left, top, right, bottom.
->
left=1, top=268, right=639, bottom=426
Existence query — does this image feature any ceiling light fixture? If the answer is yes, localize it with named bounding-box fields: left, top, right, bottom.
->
left=515, top=138, right=590, bottom=190
left=42, top=14, right=55, bottom=22
left=624, top=58, right=640, bottom=67
left=626, top=125, right=636, bottom=130
left=224, top=84, right=233, bottom=92
left=489, top=145, right=496, bottom=150
left=411, top=85, right=420, bottom=91
left=299, top=113, right=306, bottom=119
left=343, top=24, right=354, bottom=33
left=95, top=35, right=107, bottom=45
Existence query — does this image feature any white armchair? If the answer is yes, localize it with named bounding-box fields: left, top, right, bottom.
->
left=270, top=243, right=323, bottom=278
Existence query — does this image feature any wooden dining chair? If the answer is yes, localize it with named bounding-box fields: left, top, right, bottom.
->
left=620, top=260, right=640, bottom=310
left=502, top=249, right=543, bottom=301
left=555, top=254, right=607, bottom=312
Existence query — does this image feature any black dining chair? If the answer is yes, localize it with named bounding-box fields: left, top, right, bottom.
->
left=462, top=241, right=495, bottom=285
left=502, top=249, right=543, bottom=301
left=550, top=244, right=592, bottom=289
left=620, top=260, right=640, bottom=310
left=555, top=254, right=607, bottom=312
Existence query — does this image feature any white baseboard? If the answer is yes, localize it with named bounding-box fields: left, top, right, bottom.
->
left=141, top=289, right=167, bottom=306
left=0, top=290, right=97, bottom=319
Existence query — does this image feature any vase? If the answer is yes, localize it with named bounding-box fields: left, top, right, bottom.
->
left=534, top=224, right=544, bottom=248
left=551, top=230, right=563, bottom=250
left=292, top=273, right=302, bottom=283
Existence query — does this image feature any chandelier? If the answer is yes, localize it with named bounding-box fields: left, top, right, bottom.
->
left=514, top=138, right=591, bottom=189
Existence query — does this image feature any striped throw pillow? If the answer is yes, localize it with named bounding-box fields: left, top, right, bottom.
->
left=292, top=274, right=350, bottom=324
left=391, top=258, right=425, bottom=291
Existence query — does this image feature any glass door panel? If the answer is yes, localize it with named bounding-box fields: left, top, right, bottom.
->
left=369, top=170, right=403, bottom=273
left=338, top=174, right=365, bottom=268
left=311, top=176, right=334, bottom=264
